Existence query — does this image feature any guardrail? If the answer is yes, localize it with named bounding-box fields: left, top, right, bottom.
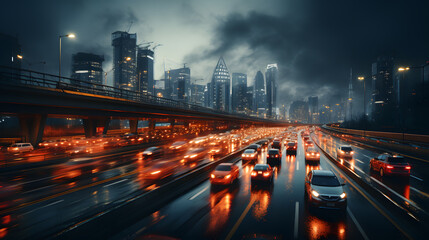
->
left=324, top=125, right=429, bottom=144
left=0, top=65, right=277, bottom=123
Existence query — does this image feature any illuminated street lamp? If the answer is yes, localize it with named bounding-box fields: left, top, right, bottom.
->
left=17, top=54, right=23, bottom=59
left=59, top=33, right=76, bottom=81
left=358, top=76, right=366, bottom=137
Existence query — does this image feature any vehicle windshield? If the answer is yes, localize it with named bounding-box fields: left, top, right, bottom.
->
left=307, top=148, right=316, bottom=152
left=341, top=147, right=352, bottom=151
left=254, top=165, right=269, bottom=171
left=244, top=149, right=255, bottom=153
left=387, top=156, right=406, bottom=163
left=215, top=165, right=231, bottom=171
left=311, top=175, right=340, bottom=186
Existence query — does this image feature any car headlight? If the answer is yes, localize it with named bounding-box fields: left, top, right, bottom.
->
left=311, top=190, right=319, bottom=197
left=340, top=192, right=346, bottom=199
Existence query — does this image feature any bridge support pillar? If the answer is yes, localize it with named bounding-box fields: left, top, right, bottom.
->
left=129, top=119, right=138, bottom=134
left=19, top=114, right=47, bottom=147
left=83, top=117, right=109, bottom=138
left=149, top=119, right=156, bottom=130
left=169, top=118, right=175, bottom=130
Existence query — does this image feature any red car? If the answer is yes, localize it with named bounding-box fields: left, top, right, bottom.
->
left=210, top=163, right=239, bottom=185
left=370, top=154, right=411, bottom=177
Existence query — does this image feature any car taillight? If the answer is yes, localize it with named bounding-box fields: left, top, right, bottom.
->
left=211, top=174, right=215, bottom=178
left=275, top=154, right=278, bottom=157
left=251, top=171, right=257, bottom=176
left=405, top=166, right=411, bottom=170
left=350, top=151, right=354, bottom=154
left=386, top=165, right=394, bottom=169
left=316, top=153, right=320, bottom=156
left=306, top=153, right=310, bottom=156
left=263, top=172, right=270, bottom=177
left=294, top=146, right=296, bottom=149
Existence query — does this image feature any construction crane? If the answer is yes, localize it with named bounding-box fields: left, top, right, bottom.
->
left=152, top=43, right=162, bottom=51
left=126, top=21, right=133, bottom=33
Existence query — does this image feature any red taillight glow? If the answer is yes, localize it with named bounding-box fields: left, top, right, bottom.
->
left=275, top=154, right=278, bottom=157
left=386, top=165, right=394, bottom=169
left=251, top=171, right=257, bottom=176
left=405, top=166, right=411, bottom=170
left=263, top=172, right=270, bottom=177
left=211, top=174, right=215, bottom=178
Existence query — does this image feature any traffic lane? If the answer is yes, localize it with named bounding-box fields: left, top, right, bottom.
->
left=112, top=149, right=269, bottom=240
left=2, top=154, right=215, bottom=239
left=316, top=131, right=429, bottom=215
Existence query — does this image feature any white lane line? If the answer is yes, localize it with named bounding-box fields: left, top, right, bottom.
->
left=22, top=184, right=56, bottom=194
left=103, top=178, right=128, bottom=188
left=360, top=153, right=373, bottom=159
left=294, top=201, right=299, bottom=239
left=410, top=187, right=429, bottom=198
left=296, top=159, right=299, bottom=171
left=354, top=158, right=364, bottom=164
left=23, top=199, right=64, bottom=215
left=410, top=175, right=423, bottom=181
left=189, top=186, right=209, bottom=200
left=347, top=207, right=369, bottom=240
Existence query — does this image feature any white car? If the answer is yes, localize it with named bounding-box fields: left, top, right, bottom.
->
left=337, top=145, right=354, bottom=158
left=7, top=143, right=34, bottom=153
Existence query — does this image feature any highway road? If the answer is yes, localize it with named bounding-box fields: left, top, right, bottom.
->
left=113, top=132, right=425, bottom=240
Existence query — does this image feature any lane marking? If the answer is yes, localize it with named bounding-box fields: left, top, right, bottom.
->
left=323, top=156, right=413, bottom=239
left=294, top=201, right=299, bottom=239
left=354, top=158, right=364, bottom=164
left=347, top=207, right=369, bottom=240
left=103, top=178, right=128, bottom=188
left=225, top=197, right=256, bottom=240
left=410, top=175, right=423, bottom=181
left=22, top=184, right=57, bottom=194
left=22, top=199, right=64, bottom=215
left=296, top=159, right=299, bottom=171
left=189, top=186, right=209, bottom=200
left=360, top=153, right=373, bottom=159
left=410, top=187, right=429, bottom=198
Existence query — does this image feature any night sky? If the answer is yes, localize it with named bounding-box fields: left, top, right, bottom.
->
left=1, top=0, right=428, bottom=107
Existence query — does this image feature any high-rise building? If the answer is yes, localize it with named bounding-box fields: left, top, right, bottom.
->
left=190, top=83, right=205, bottom=106
left=319, top=105, right=333, bottom=124
left=289, top=101, right=308, bottom=123
left=204, top=82, right=212, bottom=108
left=211, top=57, right=231, bottom=112
left=232, top=73, right=247, bottom=113
left=70, top=52, right=104, bottom=88
left=371, top=56, right=395, bottom=123
left=253, top=71, right=266, bottom=113
left=112, top=31, right=137, bottom=91
left=308, top=96, right=319, bottom=124
left=165, top=66, right=190, bottom=101
left=346, top=68, right=354, bottom=121
left=0, top=33, right=21, bottom=75
left=245, top=86, right=254, bottom=115
left=137, top=48, right=154, bottom=95
left=266, top=64, right=278, bottom=118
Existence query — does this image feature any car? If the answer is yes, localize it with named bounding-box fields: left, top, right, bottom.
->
left=7, top=143, right=34, bottom=153
left=271, top=141, right=282, bottom=151
left=305, top=147, right=320, bottom=162
left=209, top=144, right=227, bottom=157
left=169, top=141, right=188, bottom=152
left=304, top=140, right=314, bottom=150
left=143, top=146, right=163, bottom=159
left=251, top=164, right=274, bottom=183
left=336, top=145, right=354, bottom=158
left=256, top=139, right=269, bottom=148
left=143, top=161, right=176, bottom=180
left=241, top=149, right=258, bottom=162
left=182, top=148, right=206, bottom=163
left=305, top=170, right=347, bottom=211
left=286, top=142, right=297, bottom=155
left=247, top=144, right=262, bottom=153
left=267, top=149, right=281, bottom=166
left=370, top=154, right=411, bottom=177
left=210, top=163, right=239, bottom=185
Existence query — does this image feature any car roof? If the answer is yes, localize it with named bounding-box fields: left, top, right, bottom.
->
left=255, top=164, right=269, bottom=168
left=219, top=163, right=233, bottom=166
left=312, top=170, right=335, bottom=176
left=340, top=145, right=352, bottom=148
left=268, top=149, right=279, bottom=152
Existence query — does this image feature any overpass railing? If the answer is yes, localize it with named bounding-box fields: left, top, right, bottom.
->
left=0, top=66, right=275, bottom=123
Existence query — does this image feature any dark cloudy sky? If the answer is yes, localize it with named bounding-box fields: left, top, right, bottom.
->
left=2, top=0, right=428, bottom=108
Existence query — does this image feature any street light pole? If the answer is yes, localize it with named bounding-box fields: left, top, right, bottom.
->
left=358, top=76, right=365, bottom=137
left=58, top=34, right=75, bottom=81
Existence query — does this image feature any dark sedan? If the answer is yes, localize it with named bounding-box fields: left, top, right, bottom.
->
left=251, top=164, right=274, bottom=183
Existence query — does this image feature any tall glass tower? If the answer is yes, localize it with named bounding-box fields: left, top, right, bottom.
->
left=266, top=64, right=278, bottom=118
left=112, top=31, right=137, bottom=91
left=211, top=57, right=231, bottom=112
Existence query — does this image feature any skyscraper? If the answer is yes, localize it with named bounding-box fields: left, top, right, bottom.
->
left=289, top=101, right=309, bottom=123
left=70, top=52, right=104, bottom=88
left=346, top=68, right=354, bottom=121
left=246, top=86, right=254, bottom=115
left=253, top=71, right=266, bottom=113
left=308, top=96, right=319, bottom=124
left=371, top=56, right=395, bottom=123
left=211, top=57, right=231, bottom=112
left=137, top=48, right=154, bottom=95
left=112, top=31, right=137, bottom=91
left=266, top=64, right=278, bottom=118
left=232, top=73, right=247, bottom=113
left=165, top=66, right=190, bottom=101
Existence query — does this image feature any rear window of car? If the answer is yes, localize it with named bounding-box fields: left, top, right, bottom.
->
left=288, top=142, right=296, bottom=146
left=216, top=165, right=231, bottom=171
left=268, top=150, right=279, bottom=154
left=387, top=156, right=406, bottom=163
left=307, top=148, right=316, bottom=152
left=341, top=147, right=352, bottom=151
left=311, top=175, right=340, bottom=186
left=254, top=165, right=269, bottom=171
left=244, top=149, right=255, bottom=153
